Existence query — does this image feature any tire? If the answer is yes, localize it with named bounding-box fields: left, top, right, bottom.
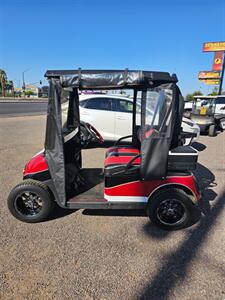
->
left=7, top=180, right=55, bottom=223
left=220, top=119, right=225, bottom=131
left=147, top=188, right=193, bottom=230
left=208, top=124, right=216, bottom=137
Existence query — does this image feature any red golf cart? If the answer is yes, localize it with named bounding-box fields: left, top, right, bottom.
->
left=8, top=69, right=201, bottom=229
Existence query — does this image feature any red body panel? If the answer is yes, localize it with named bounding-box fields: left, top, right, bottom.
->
left=23, top=149, right=200, bottom=206
left=104, top=175, right=201, bottom=201
left=23, top=151, right=48, bottom=177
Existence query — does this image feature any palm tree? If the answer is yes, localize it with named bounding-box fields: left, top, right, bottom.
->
left=0, top=69, right=7, bottom=97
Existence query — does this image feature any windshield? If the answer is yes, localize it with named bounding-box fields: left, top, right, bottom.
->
left=141, top=88, right=172, bottom=139
left=146, top=90, right=166, bottom=126
left=140, top=84, right=177, bottom=180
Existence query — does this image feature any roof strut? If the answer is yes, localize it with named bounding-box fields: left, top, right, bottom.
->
left=123, top=68, right=128, bottom=85
left=78, top=67, right=82, bottom=86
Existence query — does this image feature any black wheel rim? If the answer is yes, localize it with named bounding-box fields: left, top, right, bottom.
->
left=15, top=191, right=43, bottom=217
left=157, top=198, right=186, bottom=226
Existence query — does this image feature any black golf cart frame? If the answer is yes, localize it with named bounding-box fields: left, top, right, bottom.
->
left=43, top=69, right=186, bottom=208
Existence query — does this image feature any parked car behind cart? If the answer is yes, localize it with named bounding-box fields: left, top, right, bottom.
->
left=62, top=93, right=200, bottom=145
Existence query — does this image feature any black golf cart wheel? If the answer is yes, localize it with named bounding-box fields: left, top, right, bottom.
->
left=8, top=180, right=55, bottom=223
left=147, top=188, right=193, bottom=230
left=208, top=124, right=216, bottom=137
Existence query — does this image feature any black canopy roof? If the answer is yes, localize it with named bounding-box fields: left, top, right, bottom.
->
left=44, top=69, right=183, bottom=205
left=45, top=69, right=178, bottom=89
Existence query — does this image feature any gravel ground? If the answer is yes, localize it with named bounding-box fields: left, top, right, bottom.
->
left=0, top=115, right=225, bottom=300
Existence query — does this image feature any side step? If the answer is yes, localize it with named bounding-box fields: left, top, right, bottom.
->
left=67, top=198, right=146, bottom=210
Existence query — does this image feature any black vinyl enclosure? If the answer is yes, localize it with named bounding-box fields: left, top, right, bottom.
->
left=44, top=70, right=184, bottom=205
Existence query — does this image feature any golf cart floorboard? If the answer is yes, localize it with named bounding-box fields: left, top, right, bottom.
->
left=67, top=182, right=110, bottom=208
left=68, top=182, right=105, bottom=203
left=67, top=194, right=146, bottom=209
left=67, top=168, right=105, bottom=208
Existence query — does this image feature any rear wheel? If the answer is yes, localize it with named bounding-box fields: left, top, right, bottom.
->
left=8, top=180, right=55, bottom=223
left=208, top=124, right=216, bottom=137
left=147, top=188, right=193, bottom=230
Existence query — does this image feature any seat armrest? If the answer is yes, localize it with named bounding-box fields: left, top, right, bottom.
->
left=114, top=135, right=132, bottom=146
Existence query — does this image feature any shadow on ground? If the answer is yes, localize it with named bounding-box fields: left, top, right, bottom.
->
left=192, top=141, right=206, bottom=152
left=83, top=209, right=146, bottom=217
left=194, top=162, right=217, bottom=216
left=139, top=163, right=224, bottom=300
left=47, top=205, right=78, bottom=221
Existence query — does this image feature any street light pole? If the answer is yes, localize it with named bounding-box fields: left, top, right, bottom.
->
left=219, top=52, right=225, bottom=95
left=22, top=68, right=31, bottom=94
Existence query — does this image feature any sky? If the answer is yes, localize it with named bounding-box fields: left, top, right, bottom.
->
left=0, top=0, right=225, bottom=95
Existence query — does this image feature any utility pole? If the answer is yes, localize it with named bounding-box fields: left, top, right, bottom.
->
left=22, top=68, right=31, bottom=94
left=218, top=53, right=225, bottom=95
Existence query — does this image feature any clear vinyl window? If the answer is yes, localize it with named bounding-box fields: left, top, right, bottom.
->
left=141, top=88, right=173, bottom=139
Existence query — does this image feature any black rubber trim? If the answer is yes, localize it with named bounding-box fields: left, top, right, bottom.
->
left=23, top=170, right=51, bottom=181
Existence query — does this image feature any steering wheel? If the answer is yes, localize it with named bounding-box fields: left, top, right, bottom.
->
left=81, top=122, right=104, bottom=144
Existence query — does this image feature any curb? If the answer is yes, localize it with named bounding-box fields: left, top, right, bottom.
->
left=0, top=98, right=48, bottom=103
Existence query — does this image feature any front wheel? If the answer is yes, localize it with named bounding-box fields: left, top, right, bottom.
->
left=7, top=180, right=55, bottom=223
left=147, top=188, right=193, bottom=230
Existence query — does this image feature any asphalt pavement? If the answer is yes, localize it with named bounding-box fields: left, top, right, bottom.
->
left=0, top=115, right=225, bottom=300
left=0, top=102, right=47, bottom=117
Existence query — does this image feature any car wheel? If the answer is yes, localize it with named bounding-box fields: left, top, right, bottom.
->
left=147, top=188, right=193, bottom=230
left=8, top=180, right=55, bottom=223
left=208, top=124, right=216, bottom=137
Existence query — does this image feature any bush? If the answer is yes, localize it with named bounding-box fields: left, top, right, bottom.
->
left=25, top=91, right=34, bottom=97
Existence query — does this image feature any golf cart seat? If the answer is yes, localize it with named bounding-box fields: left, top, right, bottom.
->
left=105, top=127, right=156, bottom=158
left=106, top=146, right=140, bottom=157
left=104, top=145, right=198, bottom=178
left=104, top=154, right=141, bottom=177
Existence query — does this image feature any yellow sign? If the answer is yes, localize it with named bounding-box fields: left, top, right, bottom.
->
left=200, top=79, right=220, bottom=85
left=215, top=58, right=222, bottom=64
left=203, top=41, right=225, bottom=52
left=198, top=71, right=220, bottom=79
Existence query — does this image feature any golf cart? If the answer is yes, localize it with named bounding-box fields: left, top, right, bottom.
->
left=190, top=95, right=225, bottom=136
left=8, top=69, right=201, bottom=230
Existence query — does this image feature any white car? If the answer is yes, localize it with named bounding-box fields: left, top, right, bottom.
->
left=62, top=94, right=200, bottom=145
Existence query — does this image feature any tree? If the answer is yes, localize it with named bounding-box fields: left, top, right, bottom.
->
left=25, top=90, right=34, bottom=97
left=208, top=86, right=219, bottom=96
left=185, top=94, right=194, bottom=101
left=192, top=90, right=203, bottom=96
left=0, top=69, right=7, bottom=97
left=185, top=90, right=203, bottom=101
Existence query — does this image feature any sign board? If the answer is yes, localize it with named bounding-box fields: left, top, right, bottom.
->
left=212, top=51, right=224, bottom=71
left=199, top=79, right=220, bottom=85
left=202, top=41, right=225, bottom=52
left=198, top=71, right=220, bottom=79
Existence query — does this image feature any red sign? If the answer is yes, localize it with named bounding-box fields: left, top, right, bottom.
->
left=212, top=51, right=224, bottom=71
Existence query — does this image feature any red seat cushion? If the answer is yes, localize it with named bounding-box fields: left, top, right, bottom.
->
left=104, top=155, right=141, bottom=167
